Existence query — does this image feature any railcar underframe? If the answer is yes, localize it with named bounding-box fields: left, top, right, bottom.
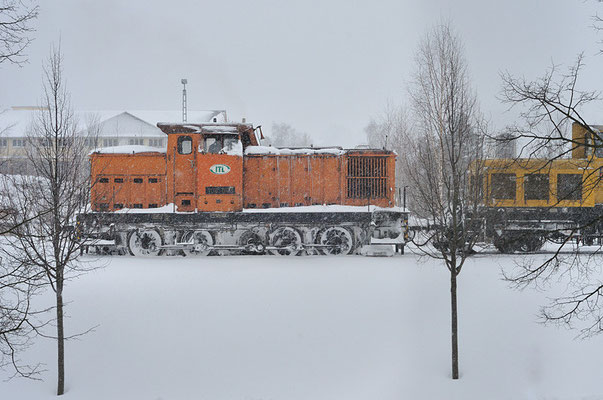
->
left=477, top=205, right=603, bottom=252
left=78, top=209, right=408, bottom=256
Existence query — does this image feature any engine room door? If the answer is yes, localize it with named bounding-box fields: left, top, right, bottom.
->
left=173, top=135, right=197, bottom=211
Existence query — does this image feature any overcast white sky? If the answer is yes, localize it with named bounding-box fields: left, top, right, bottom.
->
left=0, top=0, right=601, bottom=147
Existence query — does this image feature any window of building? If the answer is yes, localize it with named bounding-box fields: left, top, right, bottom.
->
left=129, top=138, right=144, bottom=146
left=177, top=136, right=192, bottom=154
left=103, top=138, right=119, bottom=147
left=491, top=173, right=516, bottom=200
left=58, top=138, right=72, bottom=148
left=557, top=174, right=582, bottom=201
left=149, top=138, right=163, bottom=147
left=0, top=139, right=7, bottom=147
left=524, top=174, right=549, bottom=201
left=12, top=139, right=24, bottom=147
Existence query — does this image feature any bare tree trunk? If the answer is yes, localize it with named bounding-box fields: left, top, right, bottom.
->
left=56, top=276, right=64, bottom=395
left=451, top=268, right=459, bottom=379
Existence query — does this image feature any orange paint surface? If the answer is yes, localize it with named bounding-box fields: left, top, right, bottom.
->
left=89, top=128, right=396, bottom=212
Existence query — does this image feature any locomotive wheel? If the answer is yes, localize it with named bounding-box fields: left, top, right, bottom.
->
left=239, top=231, right=265, bottom=255
left=128, top=229, right=163, bottom=256
left=181, top=230, right=213, bottom=256
left=319, top=226, right=354, bottom=255
left=269, top=227, right=302, bottom=256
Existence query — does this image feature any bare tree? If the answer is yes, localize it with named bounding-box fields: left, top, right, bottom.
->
left=0, top=0, right=38, bottom=65
left=500, top=53, right=603, bottom=338
left=364, top=104, right=412, bottom=205
left=0, top=247, right=47, bottom=379
left=0, top=3, right=40, bottom=340
left=364, top=103, right=408, bottom=150
left=267, top=122, right=312, bottom=147
left=1, top=44, right=93, bottom=395
left=402, top=22, right=487, bottom=379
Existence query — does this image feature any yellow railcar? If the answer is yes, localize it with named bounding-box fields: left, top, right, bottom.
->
left=478, top=123, right=603, bottom=252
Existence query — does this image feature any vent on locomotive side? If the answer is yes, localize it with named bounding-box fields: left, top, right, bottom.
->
left=346, top=156, right=388, bottom=199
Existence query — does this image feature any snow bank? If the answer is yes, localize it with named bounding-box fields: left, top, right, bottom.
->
left=3, top=253, right=603, bottom=400
left=89, top=145, right=166, bottom=155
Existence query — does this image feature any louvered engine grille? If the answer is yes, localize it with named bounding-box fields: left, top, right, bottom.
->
left=346, top=156, right=388, bottom=199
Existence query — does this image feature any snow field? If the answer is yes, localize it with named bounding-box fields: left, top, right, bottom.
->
left=2, top=253, right=603, bottom=399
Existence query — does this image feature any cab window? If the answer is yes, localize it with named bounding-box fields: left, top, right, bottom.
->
left=177, top=136, right=192, bottom=154
left=205, top=137, right=221, bottom=154
left=223, top=137, right=238, bottom=152
left=203, top=135, right=239, bottom=154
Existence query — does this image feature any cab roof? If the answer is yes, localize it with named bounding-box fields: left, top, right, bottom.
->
left=157, top=122, right=254, bottom=135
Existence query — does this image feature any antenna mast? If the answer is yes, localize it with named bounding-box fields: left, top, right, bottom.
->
left=181, top=78, right=188, bottom=123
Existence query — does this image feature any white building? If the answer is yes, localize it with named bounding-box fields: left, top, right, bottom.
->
left=0, top=106, right=227, bottom=173
left=0, top=106, right=227, bottom=156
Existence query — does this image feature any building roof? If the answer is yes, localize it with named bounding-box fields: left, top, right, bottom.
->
left=0, top=107, right=227, bottom=138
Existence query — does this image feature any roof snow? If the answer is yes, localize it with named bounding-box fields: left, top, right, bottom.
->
left=245, top=146, right=345, bottom=156
left=90, top=145, right=167, bottom=155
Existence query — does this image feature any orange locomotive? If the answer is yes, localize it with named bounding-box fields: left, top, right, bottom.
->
left=79, top=122, right=408, bottom=256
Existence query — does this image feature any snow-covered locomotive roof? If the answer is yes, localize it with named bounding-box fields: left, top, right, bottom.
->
left=245, top=146, right=346, bottom=156
left=89, top=145, right=167, bottom=155
left=157, top=122, right=254, bottom=135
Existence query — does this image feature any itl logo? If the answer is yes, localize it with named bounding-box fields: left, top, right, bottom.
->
left=209, top=164, right=231, bottom=175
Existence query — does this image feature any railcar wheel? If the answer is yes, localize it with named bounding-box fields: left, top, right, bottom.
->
left=128, top=229, right=163, bottom=256
left=269, top=227, right=302, bottom=256
left=517, top=235, right=545, bottom=253
left=548, top=232, right=568, bottom=245
left=493, top=234, right=514, bottom=254
left=239, top=231, right=265, bottom=255
left=181, top=230, right=213, bottom=256
left=319, top=227, right=354, bottom=255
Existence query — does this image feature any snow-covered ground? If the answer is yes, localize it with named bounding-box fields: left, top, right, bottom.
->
left=2, top=251, right=603, bottom=399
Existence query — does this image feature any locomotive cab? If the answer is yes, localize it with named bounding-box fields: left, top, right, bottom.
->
left=159, top=122, right=258, bottom=212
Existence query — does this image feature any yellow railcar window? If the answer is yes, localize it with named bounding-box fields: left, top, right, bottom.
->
left=491, top=173, right=516, bottom=200
left=557, top=174, right=582, bottom=201
left=524, top=174, right=549, bottom=201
